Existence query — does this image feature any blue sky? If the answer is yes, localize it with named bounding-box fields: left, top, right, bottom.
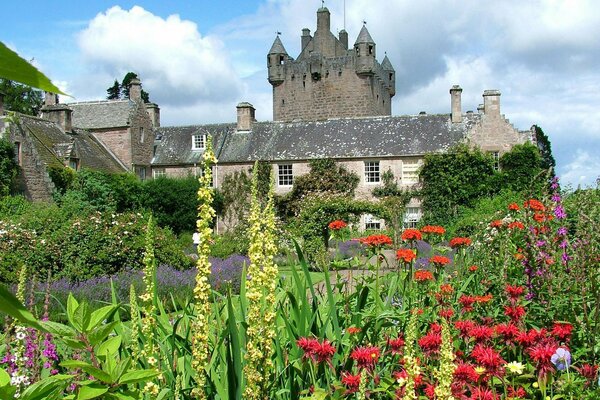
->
left=3, top=0, right=599, bottom=187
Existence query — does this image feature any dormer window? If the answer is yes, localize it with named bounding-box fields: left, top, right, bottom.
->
left=192, top=134, right=206, bottom=151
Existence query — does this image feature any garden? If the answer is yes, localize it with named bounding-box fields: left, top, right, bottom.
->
left=0, top=137, right=599, bottom=400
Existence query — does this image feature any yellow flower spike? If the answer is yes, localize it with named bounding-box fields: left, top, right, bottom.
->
left=434, top=317, right=456, bottom=400
left=402, top=310, right=420, bottom=400
left=190, top=137, right=217, bottom=400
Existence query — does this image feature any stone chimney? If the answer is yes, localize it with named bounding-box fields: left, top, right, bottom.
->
left=450, top=85, right=463, bottom=123
left=145, top=103, right=160, bottom=128
left=316, top=7, right=331, bottom=33
left=302, top=28, right=311, bottom=50
left=40, top=93, right=73, bottom=132
left=483, top=89, right=501, bottom=118
left=129, top=78, right=142, bottom=101
left=236, top=102, right=256, bottom=131
left=477, top=103, right=484, bottom=113
left=339, top=29, right=348, bottom=50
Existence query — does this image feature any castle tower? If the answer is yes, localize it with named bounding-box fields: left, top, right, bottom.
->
left=268, top=7, right=395, bottom=122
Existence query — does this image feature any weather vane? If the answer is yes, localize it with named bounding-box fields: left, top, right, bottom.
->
left=363, top=20, right=367, bottom=25
left=276, top=31, right=281, bottom=35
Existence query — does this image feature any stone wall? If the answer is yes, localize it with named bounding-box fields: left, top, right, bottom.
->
left=467, top=113, right=529, bottom=155
left=92, top=128, right=131, bottom=169
left=129, top=101, right=155, bottom=173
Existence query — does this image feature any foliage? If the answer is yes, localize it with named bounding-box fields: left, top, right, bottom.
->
left=0, top=79, right=43, bottom=116
left=210, top=229, right=250, bottom=258
left=420, top=144, right=496, bottom=226
left=119, top=72, right=150, bottom=103
left=497, top=142, right=544, bottom=193
left=372, top=168, right=414, bottom=244
left=219, top=168, right=252, bottom=230
left=0, top=137, right=19, bottom=196
left=46, top=166, right=76, bottom=194
left=106, top=79, right=120, bottom=100
left=533, top=125, right=556, bottom=171
left=278, top=158, right=360, bottom=218
left=0, top=194, right=29, bottom=219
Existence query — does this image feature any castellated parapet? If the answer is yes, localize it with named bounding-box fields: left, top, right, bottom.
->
left=268, top=7, right=395, bottom=122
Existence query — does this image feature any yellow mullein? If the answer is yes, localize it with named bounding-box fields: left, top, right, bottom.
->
left=243, top=162, right=279, bottom=400
left=140, top=216, right=158, bottom=366
left=190, top=136, right=217, bottom=400
left=434, top=317, right=456, bottom=400
left=129, top=283, right=141, bottom=364
left=402, top=310, right=420, bottom=400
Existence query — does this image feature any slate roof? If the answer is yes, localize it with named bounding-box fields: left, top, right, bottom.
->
left=68, top=100, right=134, bottom=130
left=381, top=55, right=394, bottom=71
left=269, top=36, right=288, bottom=55
left=153, top=113, right=482, bottom=166
left=355, top=25, right=375, bottom=44
left=12, top=115, right=126, bottom=173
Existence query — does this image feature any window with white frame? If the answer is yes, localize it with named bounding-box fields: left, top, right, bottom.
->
left=192, top=134, right=206, bottom=151
left=278, top=164, right=293, bottom=186
left=364, top=161, right=380, bottom=183
left=14, top=142, right=20, bottom=165
left=153, top=168, right=166, bottom=179
left=489, top=151, right=500, bottom=171
left=364, top=214, right=382, bottom=230
left=402, top=159, right=421, bottom=184
left=403, top=207, right=422, bottom=229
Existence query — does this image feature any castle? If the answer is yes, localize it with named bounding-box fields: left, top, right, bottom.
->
left=0, top=6, right=533, bottom=230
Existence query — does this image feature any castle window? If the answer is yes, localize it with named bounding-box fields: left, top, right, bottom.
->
left=403, top=207, right=422, bottom=229
left=278, top=164, right=293, bottom=187
left=13, top=142, right=20, bottom=165
left=389, top=73, right=393, bottom=81
left=153, top=168, right=166, bottom=179
left=368, top=45, right=373, bottom=55
left=140, top=127, right=145, bottom=143
left=355, top=46, right=360, bottom=56
left=279, top=55, right=284, bottom=64
left=489, top=151, right=500, bottom=171
left=364, top=161, right=380, bottom=183
left=192, top=134, right=206, bottom=151
left=364, top=213, right=382, bottom=230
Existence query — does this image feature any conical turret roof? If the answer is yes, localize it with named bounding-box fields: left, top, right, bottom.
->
left=268, top=35, right=288, bottom=55
left=381, top=55, right=394, bottom=71
left=354, top=25, right=374, bottom=45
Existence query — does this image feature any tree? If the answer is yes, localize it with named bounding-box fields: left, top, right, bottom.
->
left=106, top=79, right=120, bottom=100
left=0, top=138, right=19, bottom=196
left=419, top=144, right=496, bottom=226
left=0, top=79, right=43, bottom=116
left=498, top=142, right=543, bottom=192
left=120, top=72, right=150, bottom=103
left=533, top=125, right=555, bottom=171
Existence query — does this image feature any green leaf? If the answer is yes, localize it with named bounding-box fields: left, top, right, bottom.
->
left=20, top=374, right=72, bottom=400
left=74, top=301, right=91, bottom=333
left=66, top=294, right=81, bottom=331
left=60, top=361, right=113, bottom=384
left=86, top=305, right=118, bottom=332
left=0, top=369, right=16, bottom=399
left=40, top=321, right=77, bottom=337
left=0, top=285, right=43, bottom=330
left=88, top=321, right=119, bottom=346
left=76, top=383, right=109, bottom=400
left=96, top=335, right=122, bottom=358
left=0, top=368, right=10, bottom=386
left=118, top=369, right=161, bottom=385
left=0, top=41, right=68, bottom=95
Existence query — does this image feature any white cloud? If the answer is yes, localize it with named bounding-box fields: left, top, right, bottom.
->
left=77, top=6, right=244, bottom=107
left=559, top=149, right=600, bottom=188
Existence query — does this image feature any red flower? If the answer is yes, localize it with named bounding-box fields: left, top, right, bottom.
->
left=440, top=284, right=454, bottom=294
left=449, top=237, right=472, bottom=248
left=396, top=248, right=416, bottom=263
left=524, top=199, right=545, bottom=211
left=468, top=325, right=495, bottom=343
left=347, top=326, right=361, bottom=335
left=489, top=220, right=503, bottom=228
left=387, top=337, right=405, bottom=355
left=401, top=228, right=422, bottom=241
left=474, top=294, right=493, bottom=304
left=551, top=322, right=574, bottom=343
left=495, top=322, right=520, bottom=343
left=576, top=363, right=598, bottom=387
left=358, top=234, right=393, bottom=248
left=508, top=202, right=520, bottom=211
left=507, top=387, right=527, bottom=399
left=504, top=305, right=526, bottom=322
left=439, top=308, right=454, bottom=318
left=469, top=265, right=479, bottom=272
left=471, top=344, right=505, bottom=376
left=507, top=221, right=525, bottom=230
left=454, top=362, right=479, bottom=384
left=429, top=255, right=451, bottom=266
left=505, top=285, right=524, bottom=301
left=297, top=337, right=320, bottom=359
left=414, top=270, right=434, bottom=282
left=350, top=346, right=381, bottom=369
left=341, top=371, right=361, bottom=393
left=470, top=386, right=500, bottom=400
left=528, top=341, right=558, bottom=377
left=517, top=328, right=548, bottom=348
left=314, top=340, right=336, bottom=363
left=423, top=383, right=436, bottom=399
left=420, top=225, right=445, bottom=235
left=418, top=331, right=442, bottom=356
left=328, top=220, right=347, bottom=230
left=297, top=337, right=335, bottom=363
left=455, top=320, right=475, bottom=338
left=458, top=295, right=477, bottom=312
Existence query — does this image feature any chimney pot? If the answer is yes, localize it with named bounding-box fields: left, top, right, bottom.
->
left=129, top=78, right=142, bottom=101
left=450, top=84, right=463, bottom=123
left=482, top=89, right=501, bottom=117
left=44, top=92, right=58, bottom=106
left=236, top=102, right=256, bottom=131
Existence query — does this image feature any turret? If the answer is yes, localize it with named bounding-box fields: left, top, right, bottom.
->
left=339, top=29, right=348, bottom=50
left=316, top=7, right=331, bottom=33
left=268, top=35, right=288, bottom=85
left=354, top=25, right=376, bottom=75
left=381, top=54, right=395, bottom=97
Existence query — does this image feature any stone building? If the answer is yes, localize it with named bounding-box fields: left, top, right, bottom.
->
left=152, top=7, right=532, bottom=230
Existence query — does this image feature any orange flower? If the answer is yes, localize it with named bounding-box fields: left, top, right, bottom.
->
left=401, top=228, right=422, bottom=241
left=440, top=284, right=454, bottom=294
left=328, top=220, right=347, bottom=230
left=508, top=221, right=525, bottom=230
left=357, top=234, right=393, bottom=248
left=347, top=327, right=361, bottom=335
left=524, top=199, right=545, bottom=211
left=489, top=220, right=503, bottom=228
left=420, top=225, right=445, bottom=235
left=474, top=294, right=493, bottom=303
left=469, top=265, right=479, bottom=272
left=514, top=253, right=525, bottom=260
left=396, top=248, right=416, bottom=263
left=449, top=237, right=472, bottom=248
left=429, top=255, right=451, bottom=266
left=508, top=203, right=520, bottom=211
left=414, top=270, right=434, bottom=282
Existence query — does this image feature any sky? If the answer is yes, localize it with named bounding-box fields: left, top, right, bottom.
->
left=3, top=0, right=599, bottom=187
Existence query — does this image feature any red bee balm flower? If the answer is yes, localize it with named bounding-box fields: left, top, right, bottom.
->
left=454, top=362, right=479, bottom=383
left=396, top=248, right=416, bottom=263
left=387, top=336, right=405, bottom=355
left=449, top=237, right=472, bottom=248
left=469, top=265, right=479, bottom=272
left=505, top=285, right=525, bottom=300
left=418, top=331, right=442, bottom=356
left=350, top=346, right=381, bottom=369
left=524, top=199, right=546, bottom=211
left=429, top=255, right=451, bottom=266
left=552, top=322, right=574, bottom=343
left=358, top=234, right=392, bottom=248
left=341, top=372, right=361, bottom=393
left=328, top=220, right=347, bottom=230
left=489, top=220, right=503, bottom=228
left=508, top=221, right=525, bottom=230
left=414, top=270, right=434, bottom=282
left=471, top=344, right=505, bottom=376
left=420, top=225, right=445, bottom=235
left=504, top=305, right=526, bottom=322
left=401, top=228, right=422, bottom=241
left=508, top=202, right=520, bottom=211
left=297, top=337, right=335, bottom=363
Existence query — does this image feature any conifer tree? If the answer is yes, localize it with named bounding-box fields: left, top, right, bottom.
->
left=106, top=79, right=120, bottom=100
